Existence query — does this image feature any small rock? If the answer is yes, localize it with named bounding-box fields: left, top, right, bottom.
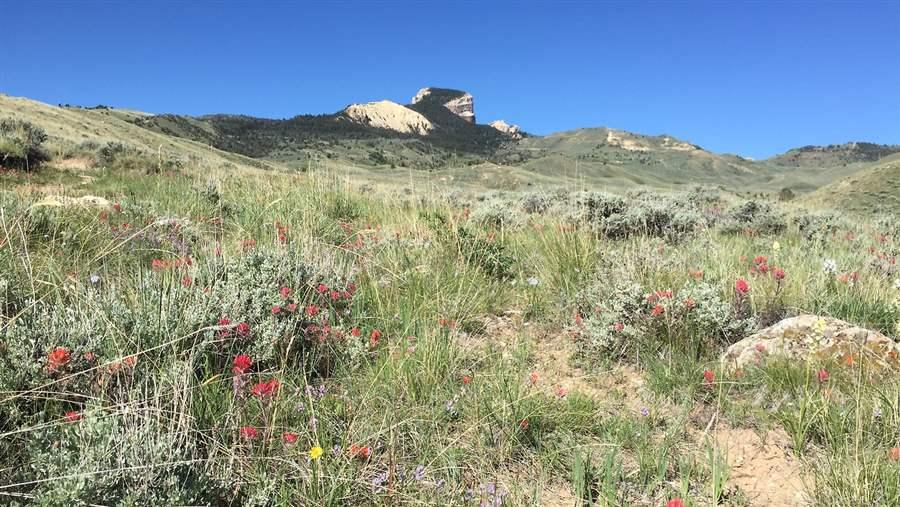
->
left=721, top=315, right=900, bottom=371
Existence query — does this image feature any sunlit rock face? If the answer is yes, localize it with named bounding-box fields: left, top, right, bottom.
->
left=412, top=87, right=475, bottom=124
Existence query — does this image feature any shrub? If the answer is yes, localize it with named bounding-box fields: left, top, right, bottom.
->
left=97, top=141, right=183, bottom=173
left=779, top=188, right=796, bottom=201
left=719, top=200, right=787, bottom=235
left=471, top=198, right=522, bottom=229
left=520, top=192, right=552, bottom=214
left=574, top=191, right=706, bottom=241
left=575, top=277, right=757, bottom=363
left=793, top=211, right=851, bottom=242
left=456, top=225, right=516, bottom=279
left=0, top=118, right=48, bottom=170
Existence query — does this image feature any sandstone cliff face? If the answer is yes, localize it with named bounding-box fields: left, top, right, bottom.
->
left=489, top=120, right=523, bottom=140
left=343, top=100, right=433, bottom=135
left=412, top=88, right=475, bottom=123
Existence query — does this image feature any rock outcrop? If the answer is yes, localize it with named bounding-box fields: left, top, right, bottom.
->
left=721, top=315, right=900, bottom=371
left=412, top=88, right=475, bottom=123
left=489, top=120, right=523, bottom=140
left=343, top=101, right=433, bottom=135
left=33, top=195, right=112, bottom=208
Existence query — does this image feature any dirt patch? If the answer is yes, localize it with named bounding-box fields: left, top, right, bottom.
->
left=54, top=157, right=95, bottom=170
left=712, top=426, right=808, bottom=506
left=539, top=482, right=579, bottom=507
left=529, top=329, right=665, bottom=418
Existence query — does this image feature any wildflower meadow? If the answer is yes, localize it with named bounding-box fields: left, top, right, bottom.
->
left=0, top=164, right=899, bottom=506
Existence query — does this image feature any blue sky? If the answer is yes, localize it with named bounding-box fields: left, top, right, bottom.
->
left=1, top=1, right=898, bottom=158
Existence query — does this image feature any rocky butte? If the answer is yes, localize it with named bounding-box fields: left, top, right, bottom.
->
left=412, top=87, right=476, bottom=124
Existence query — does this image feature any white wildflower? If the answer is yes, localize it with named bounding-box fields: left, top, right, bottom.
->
left=822, top=258, right=837, bottom=275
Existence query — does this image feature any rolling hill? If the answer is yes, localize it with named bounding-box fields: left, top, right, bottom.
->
left=800, top=156, right=900, bottom=214
left=1, top=88, right=897, bottom=204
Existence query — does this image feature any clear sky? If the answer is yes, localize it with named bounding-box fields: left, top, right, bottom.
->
left=1, top=1, right=898, bottom=158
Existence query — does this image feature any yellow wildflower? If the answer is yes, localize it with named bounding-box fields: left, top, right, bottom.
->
left=813, top=318, right=827, bottom=335
left=309, top=446, right=323, bottom=460
left=773, top=241, right=781, bottom=252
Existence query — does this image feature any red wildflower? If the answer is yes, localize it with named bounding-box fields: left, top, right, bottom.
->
left=890, top=447, right=900, bottom=461
left=112, top=202, right=121, bottom=213
left=734, top=278, right=750, bottom=295
left=554, top=386, right=568, bottom=399
left=529, top=371, right=539, bottom=385
left=232, top=354, right=252, bottom=375
left=282, top=432, right=299, bottom=445
left=271, top=305, right=282, bottom=315
left=703, top=369, right=716, bottom=386
left=349, top=444, right=371, bottom=460
left=651, top=304, right=665, bottom=317
left=123, top=355, right=137, bottom=368
left=235, top=322, right=251, bottom=337
left=753, top=255, right=768, bottom=265
left=181, top=275, right=193, bottom=287
left=684, top=298, right=696, bottom=310
left=690, top=270, right=704, bottom=279
left=817, top=369, right=830, bottom=383
left=330, top=290, right=341, bottom=301
left=773, top=267, right=786, bottom=281
left=64, top=411, right=82, bottom=423
left=240, top=427, right=259, bottom=440
left=351, top=327, right=361, bottom=337
left=346, top=283, right=357, bottom=295
left=614, top=322, right=625, bottom=332
left=519, top=418, right=529, bottom=430
left=47, top=347, right=71, bottom=372
left=462, top=374, right=472, bottom=385
left=280, top=286, right=292, bottom=299
left=317, top=284, right=328, bottom=294
left=286, top=303, right=298, bottom=312
left=667, top=499, right=685, bottom=507
left=151, top=258, right=167, bottom=271
left=369, top=329, right=382, bottom=348
left=83, top=352, right=96, bottom=362
left=574, top=312, right=584, bottom=326
left=218, top=316, right=232, bottom=337
left=251, top=379, right=280, bottom=399
left=305, top=304, right=319, bottom=317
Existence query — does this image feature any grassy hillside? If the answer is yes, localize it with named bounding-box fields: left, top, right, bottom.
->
left=0, top=93, right=283, bottom=174
left=767, top=142, right=900, bottom=168
left=3, top=92, right=898, bottom=205
left=801, top=157, right=900, bottom=214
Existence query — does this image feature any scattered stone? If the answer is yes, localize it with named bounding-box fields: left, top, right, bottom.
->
left=32, top=195, right=112, bottom=209
left=721, top=314, right=900, bottom=371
